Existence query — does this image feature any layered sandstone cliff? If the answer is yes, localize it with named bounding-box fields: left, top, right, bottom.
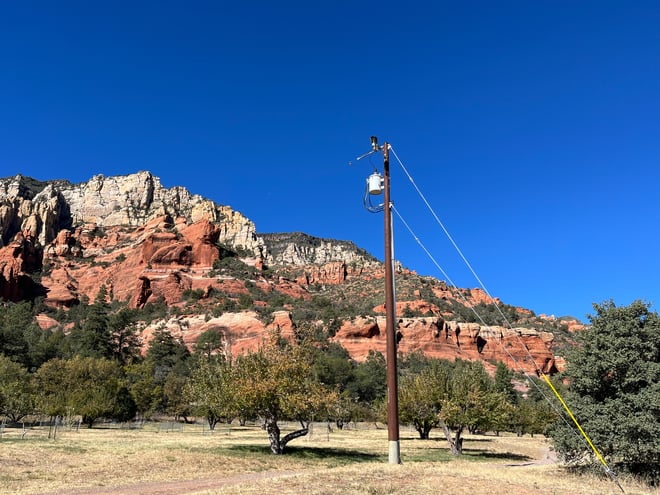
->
left=131, top=310, right=558, bottom=375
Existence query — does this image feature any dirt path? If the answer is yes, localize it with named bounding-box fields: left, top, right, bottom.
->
left=36, top=470, right=302, bottom=495
left=500, top=446, right=558, bottom=467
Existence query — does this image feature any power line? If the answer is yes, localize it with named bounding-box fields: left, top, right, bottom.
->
left=392, top=204, right=588, bottom=435
left=388, top=144, right=625, bottom=493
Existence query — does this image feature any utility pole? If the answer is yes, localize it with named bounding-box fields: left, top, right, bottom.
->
left=358, top=136, right=401, bottom=464
left=382, top=141, right=401, bottom=464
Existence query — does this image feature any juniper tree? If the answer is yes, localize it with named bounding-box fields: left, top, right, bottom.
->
left=549, top=300, right=660, bottom=485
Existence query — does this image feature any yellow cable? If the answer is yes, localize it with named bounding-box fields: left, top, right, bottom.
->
left=541, top=373, right=608, bottom=468
left=541, top=374, right=625, bottom=493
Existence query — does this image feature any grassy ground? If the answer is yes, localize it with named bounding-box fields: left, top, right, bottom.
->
left=0, top=421, right=655, bottom=495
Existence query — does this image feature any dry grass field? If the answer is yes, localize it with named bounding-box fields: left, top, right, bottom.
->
left=0, top=421, right=656, bottom=495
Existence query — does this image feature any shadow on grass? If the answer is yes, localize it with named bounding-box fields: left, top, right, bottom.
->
left=401, top=435, right=496, bottom=444
left=222, top=439, right=531, bottom=466
left=399, top=439, right=534, bottom=464
left=462, top=450, right=533, bottom=462
left=461, top=437, right=496, bottom=443
left=227, top=444, right=384, bottom=464
left=403, top=448, right=534, bottom=463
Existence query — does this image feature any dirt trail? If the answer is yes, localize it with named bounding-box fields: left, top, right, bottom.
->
left=501, top=446, right=558, bottom=467
left=36, top=470, right=302, bottom=495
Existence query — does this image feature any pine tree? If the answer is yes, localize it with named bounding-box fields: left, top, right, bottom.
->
left=69, top=286, right=112, bottom=359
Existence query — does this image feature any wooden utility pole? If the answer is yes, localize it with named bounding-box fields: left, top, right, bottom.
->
left=382, top=141, right=401, bottom=464
left=358, top=136, right=401, bottom=464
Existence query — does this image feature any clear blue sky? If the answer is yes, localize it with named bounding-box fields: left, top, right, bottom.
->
left=2, top=1, right=659, bottom=321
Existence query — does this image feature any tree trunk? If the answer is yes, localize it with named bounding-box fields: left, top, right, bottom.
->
left=207, top=414, right=219, bottom=431
left=440, top=420, right=464, bottom=455
left=415, top=421, right=432, bottom=439
left=265, top=418, right=282, bottom=454
left=280, top=424, right=310, bottom=450
left=265, top=417, right=309, bottom=454
left=48, top=416, right=56, bottom=439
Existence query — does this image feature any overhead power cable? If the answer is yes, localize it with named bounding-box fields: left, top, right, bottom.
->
left=388, top=145, right=625, bottom=493
left=392, top=204, right=592, bottom=449
left=389, top=146, right=517, bottom=332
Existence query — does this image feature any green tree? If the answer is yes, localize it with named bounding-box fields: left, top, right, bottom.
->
left=144, top=327, right=191, bottom=418
left=493, top=361, right=518, bottom=405
left=332, top=392, right=374, bottom=429
left=549, top=300, right=660, bottom=484
left=398, top=362, right=450, bottom=439
left=35, top=357, right=125, bottom=428
left=69, top=357, right=125, bottom=427
left=311, top=341, right=355, bottom=394
left=346, top=350, right=387, bottom=404
left=0, top=355, right=34, bottom=422
left=108, top=308, right=141, bottom=365
left=0, top=301, right=35, bottom=367
left=112, top=386, right=138, bottom=423
left=34, top=358, right=70, bottom=419
left=232, top=332, right=339, bottom=454
left=511, top=394, right=556, bottom=437
left=68, top=286, right=112, bottom=359
left=163, top=371, right=193, bottom=422
left=510, top=375, right=559, bottom=437
left=145, top=327, right=190, bottom=385
left=399, top=350, right=432, bottom=375
left=491, top=361, right=519, bottom=435
left=186, top=356, right=234, bottom=430
left=193, top=327, right=226, bottom=361
left=22, top=324, right=66, bottom=370
left=438, top=360, right=510, bottom=455
left=124, top=361, right=162, bottom=420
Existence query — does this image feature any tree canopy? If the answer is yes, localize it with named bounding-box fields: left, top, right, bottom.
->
left=398, top=362, right=449, bottom=439
left=0, top=355, right=34, bottom=422
left=186, top=355, right=234, bottom=430
left=438, top=359, right=512, bottom=454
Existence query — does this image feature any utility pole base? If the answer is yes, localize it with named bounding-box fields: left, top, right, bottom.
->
left=388, top=440, right=402, bottom=464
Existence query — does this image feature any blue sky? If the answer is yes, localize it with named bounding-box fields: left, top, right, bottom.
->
left=2, top=1, right=659, bottom=321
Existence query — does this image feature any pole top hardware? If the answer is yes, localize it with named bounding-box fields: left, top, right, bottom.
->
left=356, top=135, right=384, bottom=162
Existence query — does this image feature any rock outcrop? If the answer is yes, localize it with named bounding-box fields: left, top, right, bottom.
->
left=332, top=315, right=558, bottom=374
left=139, top=309, right=296, bottom=357
left=0, top=172, right=263, bottom=256
left=261, top=232, right=379, bottom=268
left=39, top=215, right=232, bottom=307
left=0, top=231, right=44, bottom=301
left=0, top=173, right=265, bottom=304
